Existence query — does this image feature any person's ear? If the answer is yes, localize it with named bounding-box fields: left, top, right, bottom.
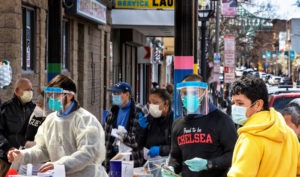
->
left=126, top=92, right=131, bottom=98
left=15, top=87, right=21, bottom=96
left=66, top=93, right=74, bottom=102
left=165, top=100, right=170, bottom=107
left=256, top=99, right=264, bottom=111
left=165, top=103, right=170, bottom=111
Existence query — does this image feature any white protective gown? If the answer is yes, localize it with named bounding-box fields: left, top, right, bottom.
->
left=21, top=108, right=108, bottom=177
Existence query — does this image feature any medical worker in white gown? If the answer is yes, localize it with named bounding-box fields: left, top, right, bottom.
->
left=7, top=74, right=108, bottom=177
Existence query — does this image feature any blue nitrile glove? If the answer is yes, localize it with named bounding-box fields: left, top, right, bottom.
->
left=138, top=112, right=148, bottom=128
left=161, top=166, right=177, bottom=177
left=184, top=157, right=207, bottom=172
left=148, top=146, right=160, bottom=157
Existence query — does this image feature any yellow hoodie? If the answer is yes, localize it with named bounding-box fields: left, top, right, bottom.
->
left=228, top=108, right=300, bottom=177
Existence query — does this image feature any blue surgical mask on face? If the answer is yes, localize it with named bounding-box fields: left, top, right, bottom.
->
left=231, top=105, right=248, bottom=125
left=112, top=95, right=123, bottom=106
left=183, top=95, right=200, bottom=113
left=231, top=101, right=257, bottom=125
left=48, top=97, right=63, bottom=112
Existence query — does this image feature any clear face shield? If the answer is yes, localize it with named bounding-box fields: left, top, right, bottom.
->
left=176, top=81, right=209, bottom=116
left=44, top=87, right=71, bottom=114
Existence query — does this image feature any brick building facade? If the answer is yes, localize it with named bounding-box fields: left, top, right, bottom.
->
left=0, top=0, right=112, bottom=121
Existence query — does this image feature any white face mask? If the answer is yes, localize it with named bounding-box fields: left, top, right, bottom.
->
left=149, top=104, right=162, bottom=118
left=20, top=91, right=33, bottom=103
left=34, top=105, right=46, bottom=117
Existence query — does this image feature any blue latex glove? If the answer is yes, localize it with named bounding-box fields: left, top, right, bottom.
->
left=138, top=112, right=148, bottom=128
left=148, top=146, right=160, bottom=157
left=161, top=166, right=177, bottom=177
left=184, top=157, right=207, bottom=172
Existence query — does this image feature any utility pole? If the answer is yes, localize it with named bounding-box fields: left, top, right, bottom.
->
left=213, top=0, right=220, bottom=105
left=200, top=21, right=207, bottom=82
left=48, top=0, right=62, bottom=82
left=215, top=0, right=220, bottom=54
left=194, top=0, right=199, bottom=74
left=174, top=0, right=196, bottom=118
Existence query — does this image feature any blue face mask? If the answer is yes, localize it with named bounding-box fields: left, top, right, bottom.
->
left=183, top=95, right=200, bottom=113
left=112, top=95, right=123, bottom=106
left=231, top=105, right=247, bottom=125
left=48, top=97, right=63, bottom=112
left=231, top=101, right=256, bottom=125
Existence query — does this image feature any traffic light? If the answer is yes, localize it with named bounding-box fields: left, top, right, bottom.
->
left=265, top=51, right=271, bottom=59
left=290, top=50, right=295, bottom=60
left=284, top=51, right=289, bottom=58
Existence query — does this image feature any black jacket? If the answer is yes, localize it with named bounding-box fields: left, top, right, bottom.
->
left=0, top=95, right=35, bottom=162
left=136, top=110, right=173, bottom=157
left=169, top=109, right=238, bottom=177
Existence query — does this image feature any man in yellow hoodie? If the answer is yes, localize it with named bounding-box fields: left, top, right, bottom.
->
left=227, top=75, right=300, bottom=177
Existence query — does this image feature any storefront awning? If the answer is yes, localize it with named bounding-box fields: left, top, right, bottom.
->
left=112, top=9, right=174, bottom=37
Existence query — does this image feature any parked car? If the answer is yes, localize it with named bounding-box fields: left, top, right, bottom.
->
left=264, top=74, right=272, bottom=83
left=279, top=76, right=292, bottom=86
left=250, top=71, right=260, bottom=77
left=268, top=86, right=300, bottom=111
left=259, top=72, right=267, bottom=80
left=235, top=68, right=244, bottom=78
left=242, top=68, right=254, bottom=76
left=267, top=75, right=282, bottom=85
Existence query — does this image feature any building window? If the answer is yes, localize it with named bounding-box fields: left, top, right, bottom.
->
left=22, top=6, right=35, bottom=71
left=62, top=19, right=70, bottom=70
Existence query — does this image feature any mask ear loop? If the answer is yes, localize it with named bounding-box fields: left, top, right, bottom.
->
left=163, top=100, right=169, bottom=112
left=249, top=100, right=259, bottom=114
left=57, top=93, right=67, bottom=114
left=250, top=101, right=257, bottom=107
left=62, top=93, right=68, bottom=112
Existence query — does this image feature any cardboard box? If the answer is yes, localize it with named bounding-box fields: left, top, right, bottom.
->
left=110, top=153, right=133, bottom=177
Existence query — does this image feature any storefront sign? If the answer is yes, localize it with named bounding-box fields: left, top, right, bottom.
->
left=65, top=0, right=107, bottom=24
left=77, top=0, right=106, bottom=24
left=115, top=0, right=174, bottom=9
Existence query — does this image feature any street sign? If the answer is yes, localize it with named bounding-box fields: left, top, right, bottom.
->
left=224, top=35, right=236, bottom=67
left=224, top=66, right=235, bottom=83
left=290, top=50, right=295, bottom=60
left=214, top=53, right=221, bottom=63
left=224, top=73, right=235, bottom=83
left=138, top=46, right=151, bottom=63
left=224, top=66, right=235, bottom=73
left=209, top=53, right=221, bottom=83
left=224, top=51, right=235, bottom=67
left=213, top=62, right=220, bottom=72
